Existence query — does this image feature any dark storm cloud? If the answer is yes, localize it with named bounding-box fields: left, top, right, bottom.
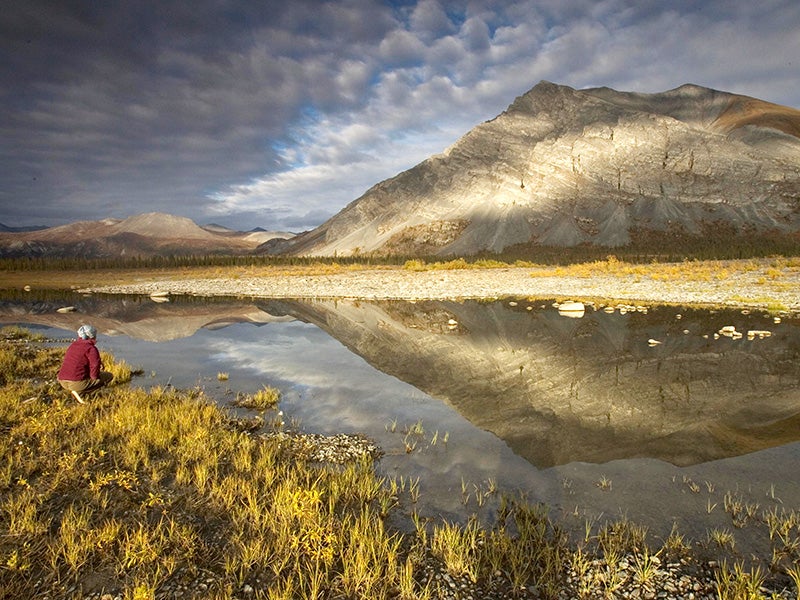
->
left=0, top=0, right=797, bottom=231
left=0, top=0, right=396, bottom=227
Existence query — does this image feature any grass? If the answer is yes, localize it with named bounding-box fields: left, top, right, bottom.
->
left=230, top=385, right=281, bottom=411
left=0, top=329, right=417, bottom=599
left=0, top=261, right=394, bottom=292
left=1, top=327, right=799, bottom=599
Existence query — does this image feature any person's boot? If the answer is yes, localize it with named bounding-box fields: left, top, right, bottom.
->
left=71, top=390, right=85, bottom=404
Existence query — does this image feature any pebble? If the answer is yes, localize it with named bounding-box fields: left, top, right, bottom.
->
left=262, top=430, right=382, bottom=464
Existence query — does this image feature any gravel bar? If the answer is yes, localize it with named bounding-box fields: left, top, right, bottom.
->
left=82, top=265, right=800, bottom=313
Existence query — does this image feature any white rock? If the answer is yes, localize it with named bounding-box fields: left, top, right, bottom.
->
left=558, top=301, right=585, bottom=318
left=747, top=330, right=771, bottom=339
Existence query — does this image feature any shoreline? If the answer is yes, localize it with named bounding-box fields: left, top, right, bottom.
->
left=78, top=261, right=800, bottom=314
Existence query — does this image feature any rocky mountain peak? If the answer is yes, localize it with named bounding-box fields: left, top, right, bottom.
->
left=274, top=81, right=800, bottom=257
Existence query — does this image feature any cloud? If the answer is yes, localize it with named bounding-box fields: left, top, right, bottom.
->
left=0, top=0, right=797, bottom=230
left=409, top=0, right=458, bottom=42
left=379, top=29, right=427, bottom=66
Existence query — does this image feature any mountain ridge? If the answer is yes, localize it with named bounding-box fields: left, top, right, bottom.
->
left=271, top=81, right=800, bottom=257
left=0, top=212, right=294, bottom=259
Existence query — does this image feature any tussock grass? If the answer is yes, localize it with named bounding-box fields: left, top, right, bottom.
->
left=1, top=331, right=798, bottom=599
left=404, top=258, right=535, bottom=271
left=525, top=254, right=800, bottom=283
left=0, top=260, right=391, bottom=291
left=231, top=385, right=281, bottom=411
left=0, top=334, right=422, bottom=599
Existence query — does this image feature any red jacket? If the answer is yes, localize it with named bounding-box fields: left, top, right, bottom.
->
left=58, top=338, right=102, bottom=381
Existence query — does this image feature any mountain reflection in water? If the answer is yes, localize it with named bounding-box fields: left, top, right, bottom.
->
left=3, top=292, right=798, bottom=470
left=275, top=298, right=800, bottom=468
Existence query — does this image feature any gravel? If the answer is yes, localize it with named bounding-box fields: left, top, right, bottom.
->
left=82, top=264, right=800, bottom=314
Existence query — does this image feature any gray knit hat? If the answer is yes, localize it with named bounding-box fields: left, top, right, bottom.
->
left=77, top=324, right=97, bottom=339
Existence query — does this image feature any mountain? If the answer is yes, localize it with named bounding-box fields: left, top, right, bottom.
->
left=272, top=82, right=800, bottom=257
left=201, top=222, right=294, bottom=245
left=0, top=212, right=294, bottom=259
left=0, top=223, right=47, bottom=233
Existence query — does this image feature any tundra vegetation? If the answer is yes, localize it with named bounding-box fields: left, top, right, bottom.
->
left=1, top=327, right=799, bottom=599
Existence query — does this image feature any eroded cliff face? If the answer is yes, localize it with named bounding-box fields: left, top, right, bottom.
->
left=283, top=82, right=800, bottom=256
left=281, top=298, right=800, bottom=468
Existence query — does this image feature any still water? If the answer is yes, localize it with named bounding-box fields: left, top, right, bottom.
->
left=3, top=292, right=799, bottom=547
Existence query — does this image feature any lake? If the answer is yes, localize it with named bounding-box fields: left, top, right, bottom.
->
left=3, top=291, right=799, bottom=555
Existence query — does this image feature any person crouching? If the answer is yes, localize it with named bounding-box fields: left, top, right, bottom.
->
left=57, top=324, right=113, bottom=403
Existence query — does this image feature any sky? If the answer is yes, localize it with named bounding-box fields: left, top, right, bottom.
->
left=1, top=0, right=798, bottom=232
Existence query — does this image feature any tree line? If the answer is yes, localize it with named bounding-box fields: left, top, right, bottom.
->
left=0, top=230, right=796, bottom=272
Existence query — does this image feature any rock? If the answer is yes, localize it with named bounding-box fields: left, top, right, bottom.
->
left=747, top=330, right=771, bottom=339
left=719, top=325, right=742, bottom=338
left=56, top=306, right=75, bottom=313
left=558, top=301, right=585, bottom=318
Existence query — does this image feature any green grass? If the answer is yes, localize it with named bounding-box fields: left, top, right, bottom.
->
left=1, top=329, right=798, bottom=599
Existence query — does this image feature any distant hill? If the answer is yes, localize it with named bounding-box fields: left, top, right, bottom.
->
left=0, top=223, right=47, bottom=233
left=0, top=212, right=294, bottom=259
left=271, top=81, right=800, bottom=257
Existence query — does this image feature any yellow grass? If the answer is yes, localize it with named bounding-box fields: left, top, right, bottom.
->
left=0, top=262, right=389, bottom=291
